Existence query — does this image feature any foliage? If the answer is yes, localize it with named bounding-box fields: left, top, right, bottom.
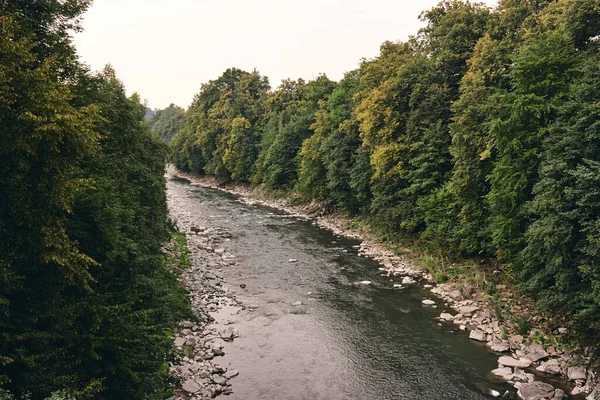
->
left=1, top=3, right=190, bottom=399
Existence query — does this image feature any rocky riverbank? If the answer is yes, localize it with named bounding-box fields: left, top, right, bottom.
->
left=168, top=187, right=244, bottom=399
left=168, top=166, right=599, bottom=400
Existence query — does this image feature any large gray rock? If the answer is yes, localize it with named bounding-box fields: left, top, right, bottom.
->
left=498, top=356, right=532, bottom=368
left=469, top=329, right=487, bottom=342
left=490, top=342, right=510, bottom=353
left=509, top=335, right=524, bottom=350
left=182, top=379, right=202, bottom=394
left=491, top=367, right=513, bottom=380
left=568, top=365, right=587, bottom=381
left=536, top=359, right=561, bottom=375
left=524, top=343, right=549, bottom=362
left=459, top=306, right=479, bottom=316
left=517, top=381, right=556, bottom=400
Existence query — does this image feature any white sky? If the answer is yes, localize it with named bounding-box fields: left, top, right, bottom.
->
left=74, top=0, right=497, bottom=110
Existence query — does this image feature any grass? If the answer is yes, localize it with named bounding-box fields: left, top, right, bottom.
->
left=166, top=231, right=192, bottom=272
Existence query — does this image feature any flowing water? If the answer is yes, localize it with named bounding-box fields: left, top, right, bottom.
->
left=168, top=174, right=517, bottom=400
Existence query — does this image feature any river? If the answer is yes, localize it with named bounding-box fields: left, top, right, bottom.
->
left=167, top=173, right=517, bottom=400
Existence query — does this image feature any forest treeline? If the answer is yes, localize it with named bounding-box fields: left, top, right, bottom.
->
left=168, top=0, right=600, bottom=346
left=0, top=1, right=190, bottom=399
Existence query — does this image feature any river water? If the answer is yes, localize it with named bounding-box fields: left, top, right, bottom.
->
left=167, top=174, right=517, bottom=400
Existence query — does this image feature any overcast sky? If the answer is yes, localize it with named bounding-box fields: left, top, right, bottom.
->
left=74, top=0, right=498, bottom=110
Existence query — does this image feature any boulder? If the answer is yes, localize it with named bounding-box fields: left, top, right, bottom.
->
left=568, top=366, right=587, bottom=381
left=440, top=313, right=455, bottom=321
left=517, top=381, right=556, bottom=400
left=498, top=356, right=532, bottom=368
left=182, top=379, right=202, bottom=394
left=491, top=367, right=513, bottom=380
left=448, top=290, right=463, bottom=301
left=490, top=342, right=511, bottom=353
left=459, top=306, right=479, bottom=316
left=509, top=335, right=524, bottom=350
left=536, top=359, right=561, bottom=375
left=224, top=370, right=239, bottom=379
left=469, top=329, right=487, bottom=342
left=524, top=343, right=549, bottom=362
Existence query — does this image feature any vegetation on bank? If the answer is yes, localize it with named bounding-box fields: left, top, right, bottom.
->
left=167, top=0, right=600, bottom=351
left=0, top=1, right=190, bottom=399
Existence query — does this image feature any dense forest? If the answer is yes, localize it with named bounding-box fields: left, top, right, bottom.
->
left=0, top=1, right=190, bottom=399
left=168, top=0, right=600, bottom=349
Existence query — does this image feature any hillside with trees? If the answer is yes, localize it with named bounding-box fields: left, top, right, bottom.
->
left=0, top=1, right=190, bottom=398
left=170, top=0, right=600, bottom=350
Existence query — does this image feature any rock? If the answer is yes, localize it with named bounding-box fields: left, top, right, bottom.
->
left=212, top=375, right=227, bottom=385
left=448, top=290, right=463, bottom=301
left=424, top=284, right=433, bottom=289
left=490, top=389, right=501, bottom=397
left=517, top=381, right=556, bottom=400
left=240, top=283, right=247, bottom=288
left=174, top=337, right=186, bottom=347
left=491, top=367, right=513, bottom=380
left=524, top=343, right=549, bottom=362
left=469, top=329, right=487, bottom=342
left=224, top=370, right=239, bottom=379
left=402, top=276, right=416, bottom=285
left=557, top=327, right=568, bottom=335
left=357, top=280, right=372, bottom=286
left=536, top=359, right=561, bottom=375
left=422, top=299, right=436, bottom=306
left=498, top=356, right=532, bottom=368
left=552, top=389, right=565, bottom=400
left=459, top=306, right=479, bottom=316
left=440, top=313, right=455, bottom=321
left=490, top=342, right=510, bottom=353
left=182, top=379, right=202, bottom=394
left=393, top=284, right=404, bottom=289
left=568, top=365, right=587, bottom=381
left=587, top=384, right=600, bottom=400
left=509, top=335, right=524, bottom=350
left=292, top=301, right=302, bottom=306
left=288, top=259, right=298, bottom=263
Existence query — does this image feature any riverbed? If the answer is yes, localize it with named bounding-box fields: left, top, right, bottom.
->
left=167, top=173, right=517, bottom=399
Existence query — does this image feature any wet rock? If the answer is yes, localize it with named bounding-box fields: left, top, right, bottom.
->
left=517, top=381, right=555, bottom=400
left=492, top=367, right=514, bottom=380
left=212, top=375, right=227, bottom=385
left=440, top=313, right=455, bottom=321
left=224, top=370, right=239, bottom=379
left=402, top=277, right=416, bottom=285
left=498, top=356, right=532, bottom=369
